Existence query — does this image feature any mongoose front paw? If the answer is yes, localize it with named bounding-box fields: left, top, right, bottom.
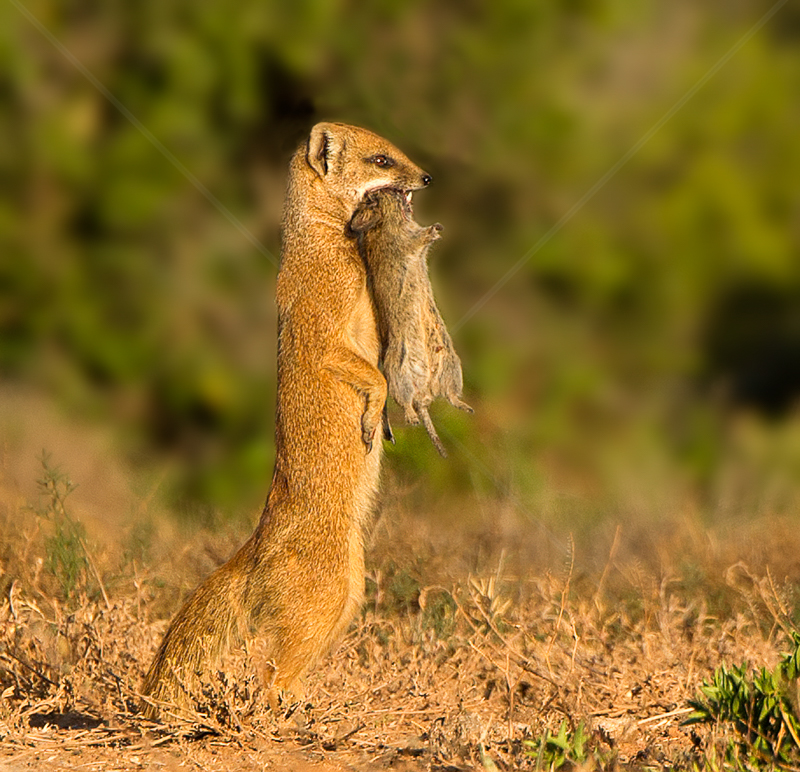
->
left=362, top=423, right=377, bottom=453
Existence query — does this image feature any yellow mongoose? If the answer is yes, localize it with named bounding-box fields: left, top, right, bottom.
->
left=348, top=189, right=471, bottom=457
left=142, top=123, right=432, bottom=716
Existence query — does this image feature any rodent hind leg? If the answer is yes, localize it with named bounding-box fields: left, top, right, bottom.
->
left=448, top=394, right=474, bottom=414
left=324, top=347, right=387, bottom=452
left=401, top=402, right=421, bottom=426
left=383, top=341, right=420, bottom=427
left=438, top=353, right=474, bottom=414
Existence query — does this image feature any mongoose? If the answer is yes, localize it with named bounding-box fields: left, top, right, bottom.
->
left=348, top=189, right=471, bottom=458
left=142, top=123, right=433, bottom=717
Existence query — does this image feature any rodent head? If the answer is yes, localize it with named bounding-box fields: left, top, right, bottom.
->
left=348, top=188, right=442, bottom=240
left=347, top=189, right=406, bottom=236
left=347, top=191, right=443, bottom=273
left=306, top=122, right=432, bottom=215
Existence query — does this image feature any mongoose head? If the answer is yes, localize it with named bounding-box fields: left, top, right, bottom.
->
left=306, top=122, right=432, bottom=217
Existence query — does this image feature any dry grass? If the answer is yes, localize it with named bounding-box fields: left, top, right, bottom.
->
left=1, top=451, right=799, bottom=771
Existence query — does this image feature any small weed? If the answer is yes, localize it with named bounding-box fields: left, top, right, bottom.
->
left=524, top=720, right=606, bottom=770
left=386, top=566, right=421, bottom=613
left=685, top=631, right=800, bottom=767
left=469, top=573, right=512, bottom=633
left=697, top=738, right=784, bottom=772
left=125, top=517, right=155, bottom=565
left=420, top=588, right=457, bottom=639
left=34, top=451, right=88, bottom=600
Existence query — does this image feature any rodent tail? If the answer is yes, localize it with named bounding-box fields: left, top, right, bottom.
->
left=417, top=403, right=447, bottom=458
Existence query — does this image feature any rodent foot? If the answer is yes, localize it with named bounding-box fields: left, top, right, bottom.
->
left=452, top=397, right=473, bottom=414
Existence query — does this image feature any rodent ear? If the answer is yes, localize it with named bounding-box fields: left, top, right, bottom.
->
left=306, top=123, right=341, bottom=178
left=348, top=204, right=381, bottom=235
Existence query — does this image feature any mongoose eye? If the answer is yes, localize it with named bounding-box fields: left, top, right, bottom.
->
left=370, top=154, right=395, bottom=168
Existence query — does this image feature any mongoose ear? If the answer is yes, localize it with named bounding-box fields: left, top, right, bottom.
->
left=306, top=123, right=341, bottom=178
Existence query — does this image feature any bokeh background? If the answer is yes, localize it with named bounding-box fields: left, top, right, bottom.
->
left=1, top=0, right=799, bottom=564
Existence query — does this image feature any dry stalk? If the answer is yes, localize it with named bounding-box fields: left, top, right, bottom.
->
left=545, top=535, right=576, bottom=677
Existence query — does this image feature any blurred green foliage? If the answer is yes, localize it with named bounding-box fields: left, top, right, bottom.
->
left=1, top=0, right=799, bottom=523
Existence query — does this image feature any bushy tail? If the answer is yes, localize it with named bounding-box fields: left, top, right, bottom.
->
left=141, top=560, right=247, bottom=719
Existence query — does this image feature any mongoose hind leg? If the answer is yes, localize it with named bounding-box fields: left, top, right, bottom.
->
left=261, top=573, right=354, bottom=706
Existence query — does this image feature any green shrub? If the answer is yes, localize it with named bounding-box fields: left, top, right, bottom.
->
left=685, top=632, right=800, bottom=767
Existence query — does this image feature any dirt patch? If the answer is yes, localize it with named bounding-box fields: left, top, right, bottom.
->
left=1, top=454, right=798, bottom=769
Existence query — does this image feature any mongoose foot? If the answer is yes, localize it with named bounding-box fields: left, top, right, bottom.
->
left=267, top=687, right=306, bottom=723
left=362, top=400, right=384, bottom=452
left=363, top=430, right=374, bottom=452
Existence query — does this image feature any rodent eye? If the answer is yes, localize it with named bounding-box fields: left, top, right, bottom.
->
left=371, top=154, right=394, bottom=168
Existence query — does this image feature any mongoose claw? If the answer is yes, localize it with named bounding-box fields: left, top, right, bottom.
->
left=362, top=425, right=376, bottom=453
left=382, top=417, right=395, bottom=444
left=381, top=402, right=395, bottom=443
